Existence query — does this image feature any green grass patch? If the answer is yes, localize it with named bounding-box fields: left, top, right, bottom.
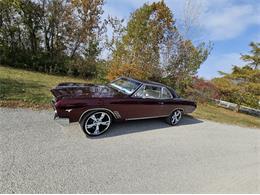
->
left=0, top=66, right=92, bottom=108
left=193, top=103, right=260, bottom=128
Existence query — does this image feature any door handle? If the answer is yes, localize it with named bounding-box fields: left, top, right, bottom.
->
left=159, top=102, right=164, bottom=105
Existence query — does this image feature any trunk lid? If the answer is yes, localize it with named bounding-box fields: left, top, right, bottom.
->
left=50, top=82, right=122, bottom=100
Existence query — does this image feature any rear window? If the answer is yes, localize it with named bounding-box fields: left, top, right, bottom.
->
left=161, top=87, right=173, bottom=99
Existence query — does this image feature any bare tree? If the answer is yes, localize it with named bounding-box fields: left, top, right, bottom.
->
left=103, top=16, right=125, bottom=59
left=180, top=0, right=204, bottom=40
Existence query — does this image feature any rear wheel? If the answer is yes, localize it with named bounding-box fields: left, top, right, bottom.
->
left=80, top=111, right=112, bottom=136
left=166, top=109, right=182, bottom=126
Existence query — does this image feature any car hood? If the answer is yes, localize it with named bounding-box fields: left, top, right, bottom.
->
left=50, top=82, right=125, bottom=100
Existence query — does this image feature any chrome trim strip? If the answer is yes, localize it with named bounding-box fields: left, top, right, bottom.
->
left=79, top=108, right=118, bottom=122
left=125, top=115, right=168, bottom=121
left=113, top=111, right=121, bottom=119
left=126, top=108, right=185, bottom=121
left=79, top=108, right=184, bottom=122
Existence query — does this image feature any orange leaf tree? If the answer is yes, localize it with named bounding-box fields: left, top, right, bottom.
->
left=107, top=1, right=175, bottom=81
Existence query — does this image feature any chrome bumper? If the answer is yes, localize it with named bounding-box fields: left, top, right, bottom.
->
left=51, top=99, right=58, bottom=119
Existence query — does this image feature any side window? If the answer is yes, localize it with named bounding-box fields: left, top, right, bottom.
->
left=144, top=85, right=161, bottom=99
left=133, top=85, right=145, bottom=98
left=133, top=85, right=161, bottom=99
left=161, top=87, right=173, bottom=99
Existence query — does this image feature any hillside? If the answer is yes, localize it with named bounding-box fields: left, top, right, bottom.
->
left=0, top=66, right=92, bottom=108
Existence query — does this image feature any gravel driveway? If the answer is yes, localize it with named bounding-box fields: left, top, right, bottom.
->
left=0, top=107, right=259, bottom=193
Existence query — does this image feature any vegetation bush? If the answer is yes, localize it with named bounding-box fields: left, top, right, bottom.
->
left=212, top=42, right=260, bottom=109
left=186, top=77, right=220, bottom=102
left=213, top=67, right=260, bottom=109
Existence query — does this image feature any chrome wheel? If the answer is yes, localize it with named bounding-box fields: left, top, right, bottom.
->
left=171, top=110, right=182, bottom=125
left=84, top=112, right=111, bottom=136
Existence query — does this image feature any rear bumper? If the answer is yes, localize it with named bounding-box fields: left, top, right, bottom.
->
left=54, top=111, right=59, bottom=120
left=51, top=99, right=58, bottom=119
left=51, top=100, right=75, bottom=123
left=50, top=100, right=58, bottom=118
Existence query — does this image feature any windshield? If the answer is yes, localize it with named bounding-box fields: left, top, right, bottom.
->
left=109, top=78, right=141, bottom=95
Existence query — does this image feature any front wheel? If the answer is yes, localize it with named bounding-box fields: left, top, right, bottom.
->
left=166, top=109, right=182, bottom=126
left=80, top=111, right=112, bottom=136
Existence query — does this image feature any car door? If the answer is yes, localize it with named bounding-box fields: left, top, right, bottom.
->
left=123, top=84, right=165, bottom=119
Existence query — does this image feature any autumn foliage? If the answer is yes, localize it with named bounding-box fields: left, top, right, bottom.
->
left=0, top=0, right=104, bottom=78
left=106, top=1, right=211, bottom=95
left=213, top=66, right=260, bottom=109
left=107, top=1, right=175, bottom=81
left=107, top=63, right=144, bottom=81
left=186, top=77, right=220, bottom=102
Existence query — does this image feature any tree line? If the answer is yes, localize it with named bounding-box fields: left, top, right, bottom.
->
left=0, top=0, right=105, bottom=77
left=0, top=0, right=211, bottom=94
left=212, top=42, right=260, bottom=109
left=189, top=42, right=260, bottom=109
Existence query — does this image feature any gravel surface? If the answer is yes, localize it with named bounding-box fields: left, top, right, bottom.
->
left=0, top=107, right=260, bottom=193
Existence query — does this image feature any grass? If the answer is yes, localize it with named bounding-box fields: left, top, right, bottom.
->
left=0, top=65, right=259, bottom=128
left=192, top=103, right=260, bottom=128
left=0, top=65, right=92, bottom=109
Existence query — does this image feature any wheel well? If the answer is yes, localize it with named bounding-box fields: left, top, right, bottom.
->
left=79, top=108, right=116, bottom=123
left=170, top=108, right=184, bottom=115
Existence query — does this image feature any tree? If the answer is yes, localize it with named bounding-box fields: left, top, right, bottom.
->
left=212, top=42, right=260, bottom=109
left=67, top=0, right=105, bottom=77
left=107, top=1, right=175, bottom=81
left=0, top=0, right=105, bottom=77
left=240, top=42, right=260, bottom=70
left=20, top=0, right=43, bottom=53
left=213, top=65, right=260, bottom=109
left=0, top=0, right=23, bottom=65
left=104, top=15, right=125, bottom=58
left=107, top=1, right=211, bottom=95
left=180, top=0, right=204, bottom=40
left=164, top=40, right=212, bottom=94
left=40, top=0, right=67, bottom=54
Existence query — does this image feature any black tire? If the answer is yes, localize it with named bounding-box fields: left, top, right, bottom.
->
left=166, top=109, right=182, bottom=126
left=80, top=111, right=112, bottom=136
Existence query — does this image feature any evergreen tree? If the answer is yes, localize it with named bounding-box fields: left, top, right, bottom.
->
left=240, top=42, right=260, bottom=70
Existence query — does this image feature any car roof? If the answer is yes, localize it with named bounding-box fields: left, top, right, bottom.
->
left=118, top=76, right=178, bottom=98
left=120, top=76, right=167, bottom=87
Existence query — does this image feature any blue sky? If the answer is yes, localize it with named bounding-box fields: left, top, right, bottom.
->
left=102, top=0, right=260, bottom=79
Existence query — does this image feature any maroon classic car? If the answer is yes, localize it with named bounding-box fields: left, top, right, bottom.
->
left=51, top=77, right=196, bottom=136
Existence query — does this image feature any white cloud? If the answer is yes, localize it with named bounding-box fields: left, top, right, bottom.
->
left=200, top=2, right=260, bottom=41
left=104, top=0, right=260, bottom=41
left=198, top=52, right=246, bottom=79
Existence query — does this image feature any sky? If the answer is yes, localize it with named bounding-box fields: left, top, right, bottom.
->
left=102, top=0, right=260, bottom=79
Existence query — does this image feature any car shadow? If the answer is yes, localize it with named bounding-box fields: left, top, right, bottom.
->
left=90, top=115, right=203, bottom=139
